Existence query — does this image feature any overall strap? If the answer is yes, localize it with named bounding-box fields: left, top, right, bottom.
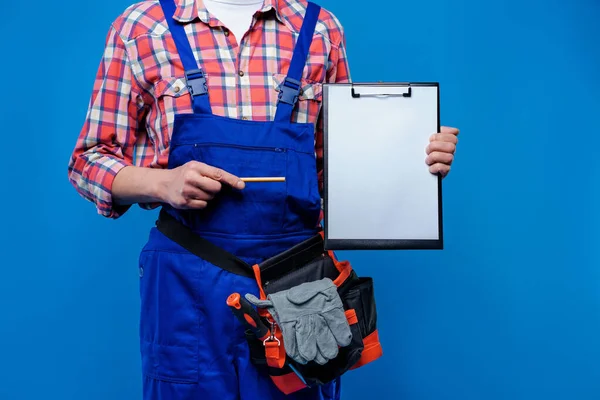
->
left=159, top=0, right=212, bottom=115
left=274, top=2, right=321, bottom=122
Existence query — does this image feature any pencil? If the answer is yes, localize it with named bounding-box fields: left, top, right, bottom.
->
left=240, top=177, right=286, bottom=182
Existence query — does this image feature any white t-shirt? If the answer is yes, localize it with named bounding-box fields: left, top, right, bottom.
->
left=203, top=0, right=264, bottom=43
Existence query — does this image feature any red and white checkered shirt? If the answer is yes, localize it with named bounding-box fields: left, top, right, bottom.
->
left=67, top=0, right=350, bottom=218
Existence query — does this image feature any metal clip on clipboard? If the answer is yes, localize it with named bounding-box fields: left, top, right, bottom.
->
left=350, top=83, right=412, bottom=98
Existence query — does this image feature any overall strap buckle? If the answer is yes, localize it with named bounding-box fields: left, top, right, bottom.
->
left=277, top=77, right=302, bottom=106
left=185, top=68, right=208, bottom=96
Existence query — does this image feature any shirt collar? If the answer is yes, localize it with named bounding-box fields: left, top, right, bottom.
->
left=172, top=0, right=199, bottom=22
left=172, top=0, right=286, bottom=26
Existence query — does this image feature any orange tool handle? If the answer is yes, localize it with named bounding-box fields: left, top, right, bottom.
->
left=227, top=293, right=269, bottom=339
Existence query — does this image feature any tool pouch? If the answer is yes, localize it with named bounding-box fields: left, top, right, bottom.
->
left=245, top=232, right=383, bottom=394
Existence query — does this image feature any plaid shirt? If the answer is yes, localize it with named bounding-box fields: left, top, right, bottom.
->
left=67, top=0, right=350, bottom=218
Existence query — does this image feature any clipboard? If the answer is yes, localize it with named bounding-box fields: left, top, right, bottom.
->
left=322, top=82, right=443, bottom=250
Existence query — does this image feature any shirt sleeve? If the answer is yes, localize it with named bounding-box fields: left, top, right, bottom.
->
left=67, top=24, right=148, bottom=219
left=316, top=27, right=351, bottom=197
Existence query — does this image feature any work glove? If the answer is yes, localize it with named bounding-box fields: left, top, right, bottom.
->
left=245, top=278, right=352, bottom=365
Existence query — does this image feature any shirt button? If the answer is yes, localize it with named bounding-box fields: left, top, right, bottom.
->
left=174, top=85, right=181, bottom=93
left=224, top=29, right=230, bottom=36
left=241, top=116, right=249, bottom=120
left=238, top=70, right=245, bottom=77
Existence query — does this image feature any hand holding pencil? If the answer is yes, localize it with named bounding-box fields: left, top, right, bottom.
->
left=161, top=161, right=285, bottom=210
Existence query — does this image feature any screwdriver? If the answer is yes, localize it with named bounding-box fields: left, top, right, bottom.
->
left=227, top=292, right=270, bottom=340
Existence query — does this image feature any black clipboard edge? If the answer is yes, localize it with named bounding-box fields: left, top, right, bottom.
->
left=322, top=82, right=443, bottom=251
left=325, top=239, right=443, bottom=251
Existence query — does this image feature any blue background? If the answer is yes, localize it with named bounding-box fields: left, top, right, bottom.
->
left=1, top=0, right=598, bottom=399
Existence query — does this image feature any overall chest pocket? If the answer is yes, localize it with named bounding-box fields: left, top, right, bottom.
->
left=191, top=142, right=289, bottom=234
left=193, top=143, right=287, bottom=202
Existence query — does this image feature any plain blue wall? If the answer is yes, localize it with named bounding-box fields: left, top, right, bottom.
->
left=1, top=0, right=598, bottom=399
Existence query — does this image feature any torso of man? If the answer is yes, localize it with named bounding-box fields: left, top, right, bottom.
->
left=204, top=0, right=264, bottom=43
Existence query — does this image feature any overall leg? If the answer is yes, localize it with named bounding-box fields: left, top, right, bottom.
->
left=139, top=229, right=244, bottom=400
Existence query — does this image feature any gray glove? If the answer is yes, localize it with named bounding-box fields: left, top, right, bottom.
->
left=246, top=278, right=352, bottom=365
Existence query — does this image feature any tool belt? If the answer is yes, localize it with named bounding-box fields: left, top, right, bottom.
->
left=156, top=209, right=383, bottom=394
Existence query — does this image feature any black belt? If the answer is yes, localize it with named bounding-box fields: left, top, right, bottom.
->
left=155, top=209, right=325, bottom=282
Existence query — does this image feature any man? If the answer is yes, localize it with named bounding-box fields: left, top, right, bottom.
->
left=67, top=0, right=459, bottom=398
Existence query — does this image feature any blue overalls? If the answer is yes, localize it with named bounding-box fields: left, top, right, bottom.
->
left=138, top=1, right=340, bottom=398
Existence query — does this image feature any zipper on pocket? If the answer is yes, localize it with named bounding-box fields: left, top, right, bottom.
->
left=193, top=142, right=287, bottom=153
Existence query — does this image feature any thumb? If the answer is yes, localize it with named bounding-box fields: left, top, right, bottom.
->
left=244, top=293, right=273, bottom=308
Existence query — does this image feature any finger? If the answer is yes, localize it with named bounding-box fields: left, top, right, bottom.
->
left=429, top=133, right=459, bottom=145
left=429, top=163, right=451, bottom=177
left=176, top=198, right=209, bottom=210
left=180, top=185, right=214, bottom=201
left=426, top=141, right=456, bottom=155
left=296, top=315, right=317, bottom=362
left=441, top=126, right=460, bottom=136
left=314, top=350, right=328, bottom=366
left=426, top=151, right=454, bottom=166
left=283, top=324, right=300, bottom=362
left=181, top=167, right=222, bottom=195
left=244, top=294, right=273, bottom=308
left=191, top=176, right=223, bottom=194
left=315, top=316, right=339, bottom=360
left=322, top=312, right=353, bottom=347
left=194, top=162, right=245, bottom=190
